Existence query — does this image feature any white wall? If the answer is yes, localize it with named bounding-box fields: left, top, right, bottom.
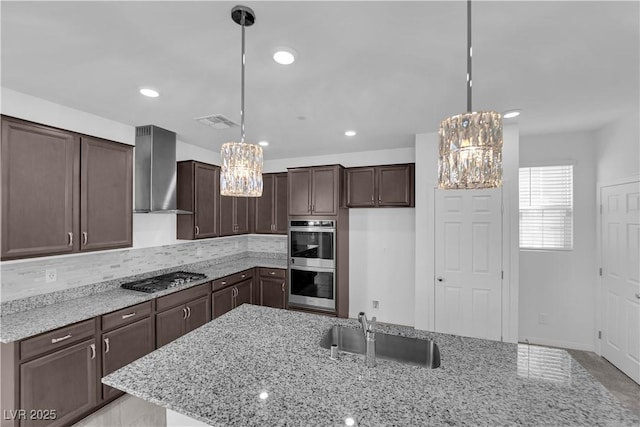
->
left=414, top=125, right=520, bottom=342
left=519, top=130, right=598, bottom=351
left=595, top=109, right=640, bottom=184
left=264, top=148, right=417, bottom=325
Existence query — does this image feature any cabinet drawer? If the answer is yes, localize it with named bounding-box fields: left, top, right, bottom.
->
left=259, top=268, right=286, bottom=279
left=101, top=301, right=152, bottom=331
left=20, top=319, right=96, bottom=361
left=212, top=269, right=253, bottom=291
left=156, top=282, right=210, bottom=312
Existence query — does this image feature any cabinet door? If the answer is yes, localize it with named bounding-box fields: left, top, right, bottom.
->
left=234, top=279, right=254, bottom=308
left=155, top=305, right=186, bottom=348
left=219, top=195, right=235, bottom=236
left=346, top=167, right=376, bottom=207
left=80, top=137, right=132, bottom=251
left=1, top=118, right=79, bottom=260
left=235, top=197, right=250, bottom=234
left=101, top=317, right=153, bottom=400
left=212, top=286, right=234, bottom=319
left=288, top=169, right=311, bottom=215
left=378, top=164, right=414, bottom=207
left=254, top=174, right=274, bottom=233
left=312, top=167, right=339, bottom=215
left=20, top=339, right=96, bottom=427
left=185, top=295, right=211, bottom=333
left=259, top=276, right=286, bottom=309
left=273, top=173, right=288, bottom=234
left=195, top=163, right=219, bottom=238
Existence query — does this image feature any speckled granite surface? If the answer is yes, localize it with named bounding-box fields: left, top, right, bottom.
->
left=103, top=305, right=640, bottom=427
left=0, top=256, right=286, bottom=343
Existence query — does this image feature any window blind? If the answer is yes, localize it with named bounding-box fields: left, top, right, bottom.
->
left=519, top=165, right=573, bottom=250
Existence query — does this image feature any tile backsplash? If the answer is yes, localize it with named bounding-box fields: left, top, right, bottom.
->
left=1, top=234, right=286, bottom=303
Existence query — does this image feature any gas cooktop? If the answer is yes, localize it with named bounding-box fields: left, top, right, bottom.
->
left=120, top=271, right=207, bottom=293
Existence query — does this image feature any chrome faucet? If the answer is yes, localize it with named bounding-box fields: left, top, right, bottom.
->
left=358, top=312, right=376, bottom=367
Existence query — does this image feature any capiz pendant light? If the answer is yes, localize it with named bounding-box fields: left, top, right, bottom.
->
left=438, top=0, right=503, bottom=190
left=220, top=5, right=263, bottom=197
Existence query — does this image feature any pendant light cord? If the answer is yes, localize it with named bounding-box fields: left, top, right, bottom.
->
left=240, top=10, right=246, bottom=143
left=467, top=0, right=472, bottom=113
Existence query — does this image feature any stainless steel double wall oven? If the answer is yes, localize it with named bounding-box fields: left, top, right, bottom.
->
left=288, top=220, right=336, bottom=311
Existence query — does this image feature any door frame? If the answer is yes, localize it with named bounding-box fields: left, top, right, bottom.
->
left=595, top=174, right=640, bottom=357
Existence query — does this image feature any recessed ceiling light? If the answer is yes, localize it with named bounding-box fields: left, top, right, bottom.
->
left=139, top=88, right=159, bottom=98
left=344, top=130, right=356, bottom=137
left=273, top=47, right=297, bottom=65
left=258, top=140, right=269, bottom=147
left=503, top=110, right=521, bottom=119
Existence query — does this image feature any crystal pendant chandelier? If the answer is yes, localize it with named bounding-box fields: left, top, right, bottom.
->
left=220, top=5, right=263, bottom=197
left=438, top=0, right=503, bottom=190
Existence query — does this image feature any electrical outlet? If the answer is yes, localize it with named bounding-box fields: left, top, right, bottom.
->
left=372, top=300, right=380, bottom=310
left=45, top=269, right=57, bottom=283
left=538, top=313, right=549, bottom=325
left=196, top=247, right=203, bottom=256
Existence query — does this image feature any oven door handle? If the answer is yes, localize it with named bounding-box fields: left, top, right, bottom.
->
left=289, top=265, right=335, bottom=273
left=289, top=227, right=336, bottom=233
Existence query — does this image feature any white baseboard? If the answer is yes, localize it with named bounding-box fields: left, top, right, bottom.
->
left=519, top=336, right=595, bottom=352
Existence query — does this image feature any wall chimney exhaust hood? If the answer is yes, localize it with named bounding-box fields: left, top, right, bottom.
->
left=134, top=125, right=191, bottom=214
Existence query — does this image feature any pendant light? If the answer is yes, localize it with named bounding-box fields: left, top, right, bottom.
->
left=220, top=5, right=263, bottom=197
left=438, top=0, right=503, bottom=190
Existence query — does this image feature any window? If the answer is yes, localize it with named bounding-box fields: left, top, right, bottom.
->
left=519, top=165, right=573, bottom=250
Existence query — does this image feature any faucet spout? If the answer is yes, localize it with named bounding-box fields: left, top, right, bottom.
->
left=358, top=311, right=377, bottom=367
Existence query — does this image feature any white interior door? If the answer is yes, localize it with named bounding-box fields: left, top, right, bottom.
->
left=434, top=188, right=503, bottom=341
left=601, top=181, right=640, bottom=384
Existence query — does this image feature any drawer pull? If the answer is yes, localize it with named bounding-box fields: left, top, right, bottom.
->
left=221, top=281, right=227, bottom=285
left=51, top=334, right=72, bottom=344
left=121, top=312, right=136, bottom=319
left=104, top=338, right=110, bottom=354
left=241, top=274, right=246, bottom=278
left=90, top=344, right=96, bottom=360
left=270, top=271, right=276, bottom=275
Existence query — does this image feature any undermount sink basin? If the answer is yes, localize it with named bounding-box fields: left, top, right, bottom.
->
left=320, top=325, right=441, bottom=368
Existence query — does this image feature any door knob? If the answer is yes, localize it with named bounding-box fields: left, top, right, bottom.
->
left=437, top=277, right=445, bottom=282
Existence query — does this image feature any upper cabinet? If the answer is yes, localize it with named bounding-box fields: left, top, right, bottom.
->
left=254, top=173, right=287, bottom=234
left=177, top=161, right=220, bottom=239
left=1, top=116, right=132, bottom=260
left=219, top=196, right=249, bottom=236
left=345, top=164, right=415, bottom=208
left=288, top=165, right=342, bottom=216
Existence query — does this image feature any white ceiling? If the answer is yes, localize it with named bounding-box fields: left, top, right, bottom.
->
left=2, top=1, right=638, bottom=160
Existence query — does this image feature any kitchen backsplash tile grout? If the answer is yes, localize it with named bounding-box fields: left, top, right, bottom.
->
left=0, top=234, right=286, bottom=312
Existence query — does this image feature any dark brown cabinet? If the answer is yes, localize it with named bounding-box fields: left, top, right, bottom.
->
left=212, top=270, right=254, bottom=318
left=254, top=173, right=288, bottom=234
left=220, top=195, right=249, bottom=236
left=258, top=268, right=287, bottom=309
left=100, top=317, right=153, bottom=400
left=288, top=165, right=342, bottom=216
left=0, top=116, right=133, bottom=260
left=155, top=284, right=211, bottom=348
left=80, top=137, right=133, bottom=251
left=345, top=164, right=414, bottom=208
left=19, top=339, right=97, bottom=427
left=177, top=161, right=220, bottom=239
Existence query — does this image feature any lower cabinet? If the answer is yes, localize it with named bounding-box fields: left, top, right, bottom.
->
left=258, top=268, right=287, bottom=309
left=212, top=270, right=255, bottom=319
left=156, top=291, right=211, bottom=348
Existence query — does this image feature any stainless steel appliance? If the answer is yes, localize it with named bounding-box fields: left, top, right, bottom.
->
left=121, top=271, right=207, bottom=293
left=288, top=220, right=336, bottom=311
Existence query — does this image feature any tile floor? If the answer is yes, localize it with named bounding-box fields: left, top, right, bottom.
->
left=73, top=349, right=639, bottom=426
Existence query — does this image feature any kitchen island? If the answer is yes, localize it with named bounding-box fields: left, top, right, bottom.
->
left=103, top=305, right=639, bottom=426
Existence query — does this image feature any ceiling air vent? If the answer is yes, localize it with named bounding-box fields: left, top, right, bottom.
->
left=194, top=114, right=239, bottom=130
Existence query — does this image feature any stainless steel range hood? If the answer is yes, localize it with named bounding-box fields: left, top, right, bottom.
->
left=134, top=125, right=191, bottom=214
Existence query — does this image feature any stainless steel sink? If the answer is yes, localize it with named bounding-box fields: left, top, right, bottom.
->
left=320, top=325, right=441, bottom=368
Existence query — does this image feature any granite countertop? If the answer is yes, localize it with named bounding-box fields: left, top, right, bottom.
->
left=0, top=256, right=286, bottom=343
left=103, top=304, right=640, bottom=427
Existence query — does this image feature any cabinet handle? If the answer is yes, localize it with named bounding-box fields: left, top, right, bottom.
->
left=121, top=312, right=136, bottom=319
left=51, top=334, right=72, bottom=344
left=378, top=195, right=381, bottom=202
left=104, top=338, right=110, bottom=354
left=221, top=281, right=227, bottom=285
left=182, top=307, right=188, bottom=319
left=281, top=282, right=285, bottom=292
left=82, top=231, right=88, bottom=245
left=186, top=306, right=191, bottom=318
left=195, top=225, right=200, bottom=235
left=371, top=194, right=374, bottom=202
left=90, top=344, right=96, bottom=360
left=68, top=232, right=73, bottom=246
left=241, top=274, right=246, bottom=278
left=270, top=271, right=276, bottom=275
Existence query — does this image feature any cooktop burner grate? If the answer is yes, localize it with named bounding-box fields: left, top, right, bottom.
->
left=120, top=271, right=207, bottom=293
